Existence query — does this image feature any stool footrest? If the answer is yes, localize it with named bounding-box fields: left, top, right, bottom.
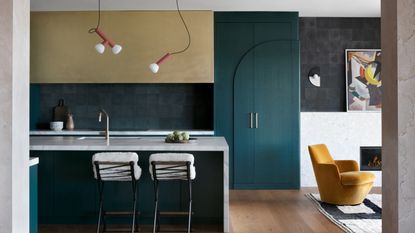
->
left=102, top=227, right=139, bottom=232
left=104, top=211, right=141, bottom=216
left=159, top=211, right=194, bottom=216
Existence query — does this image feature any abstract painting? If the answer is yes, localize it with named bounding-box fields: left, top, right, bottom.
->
left=346, top=49, right=382, bottom=111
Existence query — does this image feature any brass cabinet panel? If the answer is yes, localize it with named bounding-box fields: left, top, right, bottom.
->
left=30, top=11, right=213, bottom=83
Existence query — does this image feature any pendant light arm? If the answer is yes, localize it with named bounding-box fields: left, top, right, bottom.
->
left=95, top=28, right=115, bottom=47
left=88, top=0, right=101, bottom=33
left=149, top=0, right=191, bottom=73
left=170, top=0, right=191, bottom=55
left=156, top=53, right=171, bottom=65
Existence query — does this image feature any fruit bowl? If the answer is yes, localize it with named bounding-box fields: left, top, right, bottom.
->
left=165, top=131, right=190, bottom=143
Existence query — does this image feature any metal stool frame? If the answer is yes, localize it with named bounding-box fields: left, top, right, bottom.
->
left=94, top=161, right=139, bottom=233
left=151, top=161, right=193, bottom=233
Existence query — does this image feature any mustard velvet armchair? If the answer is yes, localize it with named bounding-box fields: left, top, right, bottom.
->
left=308, top=144, right=375, bottom=205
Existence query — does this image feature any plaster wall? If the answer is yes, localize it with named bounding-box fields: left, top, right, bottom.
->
left=0, top=0, right=30, bottom=231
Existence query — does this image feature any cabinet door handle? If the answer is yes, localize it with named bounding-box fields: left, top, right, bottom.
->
left=255, top=113, right=259, bottom=128
left=249, top=112, right=254, bottom=128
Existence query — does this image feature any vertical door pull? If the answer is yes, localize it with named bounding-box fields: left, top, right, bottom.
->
left=249, top=112, right=254, bottom=128
left=255, top=113, right=259, bottom=128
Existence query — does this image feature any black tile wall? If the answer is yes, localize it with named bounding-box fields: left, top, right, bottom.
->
left=33, top=84, right=213, bottom=130
left=300, top=17, right=381, bottom=112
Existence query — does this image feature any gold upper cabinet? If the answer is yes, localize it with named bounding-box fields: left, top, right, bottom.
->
left=30, top=11, right=213, bottom=83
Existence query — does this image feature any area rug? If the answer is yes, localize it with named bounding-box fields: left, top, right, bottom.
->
left=306, top=193, right=382, bottom=233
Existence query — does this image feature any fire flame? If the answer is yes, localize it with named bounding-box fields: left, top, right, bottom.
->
left=368, top=155, right=382, bottom=168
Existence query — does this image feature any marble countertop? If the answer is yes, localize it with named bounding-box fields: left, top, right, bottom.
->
left=30, top=157, right=39, bottom=166
left=30, top=136, right=228, bottom=152
left=30, top=129, right=214, bottom=136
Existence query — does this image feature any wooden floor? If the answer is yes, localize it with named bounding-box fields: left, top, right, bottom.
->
left=39, top=188, right=381, bottom=233
left=229, top=189, right=344, bottom=233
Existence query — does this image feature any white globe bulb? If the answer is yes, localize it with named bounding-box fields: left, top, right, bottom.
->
left=149, top=63, right=159, bottom=73
left=95, top=43, right=105, bottom=54
left=112, top=44, right=122, bottom=54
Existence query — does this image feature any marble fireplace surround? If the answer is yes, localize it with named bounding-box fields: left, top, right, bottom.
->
left=301, top=112, right=382, bottom=187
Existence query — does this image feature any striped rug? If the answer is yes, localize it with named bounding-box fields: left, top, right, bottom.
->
left=306, top=193, right=382, bottom=233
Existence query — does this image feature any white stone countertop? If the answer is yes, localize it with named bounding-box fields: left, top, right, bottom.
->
left=30, top=136, right=228, bottom=152
left=30, top=130, right=214, bottom=136
left=29, top=157, right=39, bottom=166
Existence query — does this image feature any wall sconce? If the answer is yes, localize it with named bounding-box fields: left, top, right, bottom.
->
left=94, top=28, right=122, bottom=55
left=308, top=66, right=321, bottom=87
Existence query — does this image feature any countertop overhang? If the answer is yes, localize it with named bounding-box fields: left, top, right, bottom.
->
left=30, top=130, right=214, bottom=136
left=30, top=157, right=39, bottom=166
left=30, top=136, right=228, bottom=151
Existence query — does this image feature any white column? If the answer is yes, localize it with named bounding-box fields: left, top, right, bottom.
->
left=0, top=0, right=30, bottom=230
left=382, top=0, right=415, bottom=232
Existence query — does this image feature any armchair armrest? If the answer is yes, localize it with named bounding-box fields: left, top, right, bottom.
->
left=335, top=160, right=359, bottom=173
left=316, top=163, right=340, bottom=181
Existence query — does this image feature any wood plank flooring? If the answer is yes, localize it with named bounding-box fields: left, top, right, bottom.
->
left=229, top=189, right=343, bottom=233
left=39, top=188, right=381, bottom=233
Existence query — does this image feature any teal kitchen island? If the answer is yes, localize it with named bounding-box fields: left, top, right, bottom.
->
left=30, top=136, right=229, bottom=232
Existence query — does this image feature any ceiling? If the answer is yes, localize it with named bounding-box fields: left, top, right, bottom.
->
left=31, top=0, right=381, bottom=17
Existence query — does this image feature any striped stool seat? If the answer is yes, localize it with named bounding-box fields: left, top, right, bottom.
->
left=149, top=153, right=196, bottom=180
left=92, top=152, right=141, bottom=233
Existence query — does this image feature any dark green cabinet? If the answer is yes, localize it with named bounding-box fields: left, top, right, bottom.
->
left=30, top=164, right=38, bottom=233
left=215, top=12, right=300, bottom=189
left=34, top=151, right=224, bottom=225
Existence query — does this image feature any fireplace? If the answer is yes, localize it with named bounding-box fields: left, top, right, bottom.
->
left=360, top=146, right=382, bottom=171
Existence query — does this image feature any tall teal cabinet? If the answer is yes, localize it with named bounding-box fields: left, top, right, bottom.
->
left=214, top=12, right=300, bottom=189
left=30, top=163, right=38, bottom=233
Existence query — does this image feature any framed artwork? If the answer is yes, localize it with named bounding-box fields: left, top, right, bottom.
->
left=345, top=49, right=382, bottom=112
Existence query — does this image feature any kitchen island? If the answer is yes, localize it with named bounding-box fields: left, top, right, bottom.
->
left=30, top=136, right=229, bottom=232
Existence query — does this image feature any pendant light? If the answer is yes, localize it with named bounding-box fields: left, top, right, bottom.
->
left=88, top=0, right=122, bottom=55
left=149, top=0, right=191, bottom=74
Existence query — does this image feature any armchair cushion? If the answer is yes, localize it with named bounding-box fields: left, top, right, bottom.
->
left=335, top=160, right=359, bottom=173
left=340, top=171, right=375, bottom=186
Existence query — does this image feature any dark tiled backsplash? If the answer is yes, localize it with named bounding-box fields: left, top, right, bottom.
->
left=31, top=84, right=213, bottom=130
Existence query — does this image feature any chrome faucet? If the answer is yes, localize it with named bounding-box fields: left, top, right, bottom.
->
left=98, top=108, right=110, bottom=144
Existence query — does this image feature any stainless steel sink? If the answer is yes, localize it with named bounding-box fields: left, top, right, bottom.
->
left=76, top=136, right=142, bottom=140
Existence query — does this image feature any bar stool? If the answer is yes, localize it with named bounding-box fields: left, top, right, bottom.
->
left=149, top=153, right=196, bottom=233
left=92, top=152, right=142, bottom=233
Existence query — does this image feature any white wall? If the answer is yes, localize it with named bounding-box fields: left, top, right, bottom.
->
left=301, top=112, right=382, bottom=187
left=30, top=0, right=380, bottom=17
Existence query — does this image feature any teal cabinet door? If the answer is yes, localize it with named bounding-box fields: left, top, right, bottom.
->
left=233, top=39, right=255, bottom=184
left=253, top=40, right=300, bottom=188
left=233, top=40, right=299, bottom=189
left=53, top=152, right=97, bottom=223
left=214, top=12, right=299, bottom=189
left=30, top=164, right=38, bottom=233
left=215, top=22, right=255, bottom=187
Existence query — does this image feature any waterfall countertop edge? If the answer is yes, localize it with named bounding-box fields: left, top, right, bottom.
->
left=30, top=157, right=39, bottom=166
